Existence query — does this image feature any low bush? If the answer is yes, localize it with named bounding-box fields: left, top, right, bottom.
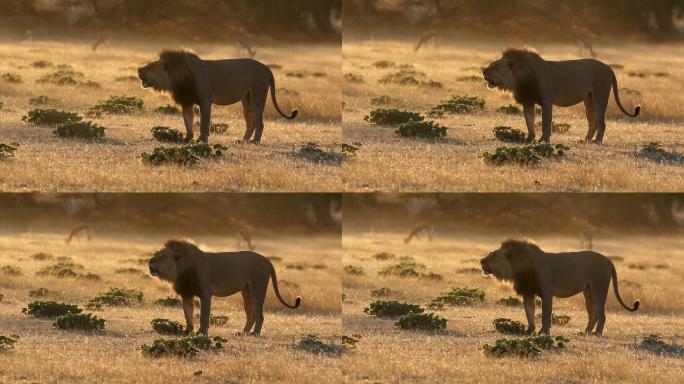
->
left=378, top=261, right=424, bottom=278
left=86, top=287, right=143, bottom=309
left=295, top=335, right=342, bottom=356
left=88, top=95, right=143, bottom=116
left=53, top=121, right=106, bottom=140
left=139, top=335, right=226, bottom=358
left=37, top=262, right=82, bottom=278
left=31, top=252, right=53, bottom=261
left=54, top=312, right=105, bottom=331
left=29, top=96, right=51, bottom=105
left=493, top=126, right=526, bottom=143
left=155, top=296, right=181, bottom=307
left=0, top=335, right=17, bottom=350
left=344, top=73, right=364, bottom=83
left=341, top=143, right=360, bottom=157
left=370, top=287, right=394, bottom=297
left=482, top=142, right=570, bottom=166
left=428, top=95, right=485, bottom=116
left=428, top=287, right=485, bottom=308
left=395, top=120, right=447, bottom=139
left=394, top=312, right=447, bottom=331
left=294, top=142, right=341, bottom=164
left=364, top=108, right=424, bottom=126
left=151, top=126, right=184, bottom=143
left=22, top=109, right=81, bottom=126
left=535, top=313, right=571, bottom=325
left=638, top=142, right=684, bottom=164
left=497, top=296, right=522, bottom=306
left=0, top=143, right=17, bottom=159
left=22, top=301, right=81, bottom=318
left=373, top=252, right=395, bottom=260
left=370, top=95, right=397, bottom=105
left=342, top=335, right=359, bottom=349
left=497, top=105, right=521, bottom=114
left=344, top=265, right=364, bottom=275
left=493, top=318, right=526, bottom=335
left=155, top=105, right=180, bottom=115
left=2, top=73, right=22, bottom=83
left=29, top=288, right=56, bottom=297
left=37, top=69, right=82, bottom=85
left=1, top=265, right=22, bottom=275
left=363, top=300, right=423, bottom=317
left=151, top=318, right=184, bottom=335
left=140, top=142, right=227, bottom=166
left=483, top=334, right=569, bottom=358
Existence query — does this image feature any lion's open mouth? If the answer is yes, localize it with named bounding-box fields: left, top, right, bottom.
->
left=481, top=265, right=492, bottom=275
left=149, top=266, right=159, bottom=276
left=140, top=79, right=151, bottom=88
left=486, top=80, right=497, bottom=89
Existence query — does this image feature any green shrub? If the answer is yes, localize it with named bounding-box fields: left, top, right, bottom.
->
left=29, top=95, right=51, bottom=105
left=344, top=73, right=364, bottom=83
left=29, top=288, right=56, bottom=297
left=378, top=261, right=424, bottom=278
left=295, top=335, right=342, bottom=356
left=22, top=109, right=82, bottom=126
left=140, top=338, right=198, bottom=358
left=373, top=252, right=395, bottom=260
left=497, top=105, right=521, bottom=114
left=2, top=73, right=22, bottom=83
left=344, top=265, right=364, bottom=275
left=53, top=121, right=106, bottom=140
left=373, top=60, right=395, bottom=68
left=54, top=312, right=105, bottom=331
left=151, top=318, right=184, bottom=335
left=1, top=265, right=22, bottom=275
left=483, top=334, right=569, bottom=358
left=497, top=296, right=522, bottom=306
left=341, top=143, right=360, bottom=157
left=535, top=313, right=571, bottom=325
left=639, top=334, right=684, bottom=355
left=140, top=142, right=227, bottom=166
left=493, top=126, right=526, bottom=143
left=639, top=142, right=683, bottom=164
left=22, top=301, right=82, bottom=318
left=342, top=335, right=359, bottom=349
left=88, top=95, right=143, bottom=116
left=493, top=318, right=526, bottom=335
left=428, top=95, right=485, bottom=116
left=37, top=69, right=82, bottom=85
left=0, top=335, right=17, bottom=350
left=155, top=296, right=181, bottom=307
left=294, top=142, right=340, bottom=165
left=32, top=60, right=54, bottom=68
left=31, top=252, right=53, bottom=261
left=363, top=300, right=423, bottom=318
left=87, top=287, right=143, bottom=309
left=151, top=126, right=184, bottom=143
left=155, top=105, right=180, bottom=115
left=364, top=108, right=424, bottom=126
left=37, top=262, right=82, bottom=278
left=394, top=312, right=447, bottom=331
left=428, top=287, right=485, bottom=308
left=0, top=143, right=17, bottom=159
left=395, top=120, right=447, bottom=139
left=482, top=142, right=570, bottom=166
left=379, top=68, right=424, bottom=86
left=370, top=95, right=397, bottom=105
left=370, top=287, right=394, bottom=297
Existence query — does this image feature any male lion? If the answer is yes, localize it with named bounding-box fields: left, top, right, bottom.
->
left=138, top=50, right=298, bottom=143
left=480, top=238, right=639, bottom=336
left=483, top=48, right=640, bottom=143
left=148, top=239, right=301, bottom=336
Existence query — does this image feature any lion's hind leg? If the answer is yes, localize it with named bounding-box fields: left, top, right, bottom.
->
left=239, top=98, right=255, bottom=143
left=251, top=94, right=267, bottom=143
left=240, top=286, right=256, bottom=335
left=582, top=286, right=597, bottom=335
left=592, top=88, right=610, bottom=144
left=249, top=278, right=268, bottom=335
left=582, top=96, right=597, bottom=143
left=590, top=280, right=610, bottom=336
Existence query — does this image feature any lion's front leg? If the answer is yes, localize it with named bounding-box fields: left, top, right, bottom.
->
left=523, top=104, right=536, bottom=142
left=540, top=102, right=553, bottom=143
left=539, top=293, right=553, bottom=335
left=182, top=105, right=194, bottom=143
left=198, top=102, right=211, bottom=143
left=181, top=296, right=194, bottom=335
left=523, top=295, right=536, bottom=334
left=198, top=294, right=212, bottom=336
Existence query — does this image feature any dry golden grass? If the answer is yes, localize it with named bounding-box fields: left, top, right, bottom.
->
left=0, top=41, right=341, bottom=192
left=342, top=231, right=684, bottom=383
left=0, top=233, right=341, bottom=383
left=342, top=40, right=684, bottom=192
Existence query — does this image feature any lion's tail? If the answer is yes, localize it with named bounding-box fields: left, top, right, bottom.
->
left=611, top=73, right=641, bottom=117
left=269, top=264, right=301, bottom=309
left=269, top=74, right=298, bottom=120
left=611, top=263, right=639, bottom=311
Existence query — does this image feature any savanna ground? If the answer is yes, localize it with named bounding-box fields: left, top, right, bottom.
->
left=342, top=231, right=684, bottom=383
left=342, top=39, right=684, bottom=192
left=0, top=40, right=340, bottom=192
left=0, top=233, right=341, bottom=383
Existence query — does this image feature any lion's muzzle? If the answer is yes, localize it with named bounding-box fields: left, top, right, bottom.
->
left=149, top=265, right=159, bottom=276
left=480, top=260, right=492, bottom=275
left=138, top=69, right=151, bottom=88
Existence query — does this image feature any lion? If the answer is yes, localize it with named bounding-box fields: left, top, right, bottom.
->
left=480, top=238, right=639, bottom=336
left=148, top=239, right=301, bottom=336
left=138, top=50, right=298, bottom=143
left=482, top=48, right=640, bottom=143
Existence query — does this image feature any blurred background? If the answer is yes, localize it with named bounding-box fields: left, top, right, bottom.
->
left=0, top=0, right=341, bottom=42
left=0, top=193, right=342, bottom=235
left=343, top=194, right=684, bottom=235
left=344, top=0, right=684, bottom=41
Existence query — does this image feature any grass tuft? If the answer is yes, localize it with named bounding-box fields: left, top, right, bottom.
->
left=363, top=300, right=423, bottom=318
left=394, top=312, right=447, bottom=331
left=53, top=312, right=105, bottom=331
left=428, top=287, right=485, bottom=308
left=295, top=335, right=342, bottom=356
left=86, top=287, right=143, bottom=309
left=22, top=301, right=81, bottom=318
left=88, top=95, right=143, bottom=116
left=53, top=121, right=106, bottom=140
left=151, top=318, right=184, bottom=335
left=22, top=109, right=82, bottom=126
left=364, top=108, right=424, bottom=126
left=482, top=142, right=570, bottom=166
left=395, top=120, right=447, bottom=139
left=428, top=95, right=485, bottom=116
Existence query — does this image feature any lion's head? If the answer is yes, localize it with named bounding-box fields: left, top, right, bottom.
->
left=483, top=48, right=542, bottom=104
left=138, top=50, right=200, bottom=106
left=148, top=239, right=201, bottom=282
left=480, top=238, right=540, bottom=282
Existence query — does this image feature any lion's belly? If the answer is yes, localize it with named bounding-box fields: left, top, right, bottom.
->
left=211, top=284, right=244, bottom=297
left=553, top=93, right=587, bottom=107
